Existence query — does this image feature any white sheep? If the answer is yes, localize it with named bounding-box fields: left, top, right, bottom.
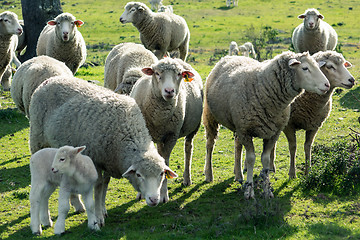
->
left=203, top=51, right=330, bottom=199
left=16, top=19, right=26, bottom=56
left=120, top=2, right=190, bottom=61
left=30, top=146, right=100, bottom=235
left=0, top=11, right=23, bottom=91
left=149, top=0, right=162, bottom=11
left=238, top=42, right=256, bottom=58
left=104, top=42, right=157, bottom=94
left=158, top=4, right=173, bottom=13
left=10, top=55, right=73, bottom=117
left=36, top=12, right=86, bottom=74
left=272, top=51, right=355, bottom=179
left=292, top=8, right=338, bottom=54
left=229, top=41, right=239, bottom=56
left=29, top=76, right=178, bottom=227
left=130, top=58, right=203, bottom=193
left=226, top=0, right=238, bottom=7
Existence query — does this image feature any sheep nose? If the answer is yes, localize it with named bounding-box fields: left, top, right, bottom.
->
left=149, top=197, right=159, bottom=205
left=63, top=32, right=68, bottom=35
left=165, top=88, right=174, bottom=94
left=325, top=82, right=330, bottom=88
left=348, top=77, right=355, bottom=85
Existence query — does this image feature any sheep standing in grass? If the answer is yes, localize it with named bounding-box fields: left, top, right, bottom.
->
left=292, top=8, right=338, bottom=54
left=10, top=56, right=73, bottom=117
left=104, top=42, right=157, bottom=94
left=36, top=12, right=86, bottom=74
left=120, top=2, right=190, bottom=61
left=30, top=146, right=99, bottom=235
left=203, top=51, right=330, bottom=199
left=228, top=41, right=239, bottom=56
left=29, top=76, right=178, bottom=226
left=157, top=4, right=173, bottom=13
left=226, top=0, right=238, bottom=8
left=130, top=58, right=203, bottom=196
left=0, top=11, right=23, bottom=91
left=272, top=51, right=355, bottom=179
left=238, top=42, right=256, bottom=58
left=149, top=0, right=162, bottom=11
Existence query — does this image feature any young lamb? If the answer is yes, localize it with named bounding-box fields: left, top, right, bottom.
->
left=30, top=146, right=100, bottom=235
left=149, top=0, right=162, bottom=11
left=292, top=8, right=338, bottom=54
left=104, top=42, right=157, bottom=94
left=203, top=51, right=330, bottom=199
left=29, top=76, right=178, bottom=227
left=228, top=41, right=239, bottom=56
left=226, top=0, right=238, bottom=8
left=130, top=58, right=203, bottom=196
left=0, top=11, right=23, bottom=91
left=120, top=2, right=190, bottom=61
left=238, top=42, right=257, bottom=58
left=36, top=12, right=86, bottom=74
left=10, top=55, right=73, bottom=117
left=273, top=51, right=355, bottom=179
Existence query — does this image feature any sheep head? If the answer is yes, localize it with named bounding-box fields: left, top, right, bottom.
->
left=48, top=12, right=84, bottom=42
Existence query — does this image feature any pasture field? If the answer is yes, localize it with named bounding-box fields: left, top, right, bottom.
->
left=0, top=0, right=360, bottom=239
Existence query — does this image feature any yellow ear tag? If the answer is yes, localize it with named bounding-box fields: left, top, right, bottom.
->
left=183, top=73, right=193, bottom=82
left=165, top=171, right=172, bottom=179
left=75, top=22, right=82, bottom=28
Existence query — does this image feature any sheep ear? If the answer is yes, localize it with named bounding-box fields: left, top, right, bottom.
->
left=75, top=146, right=86, bottom=154
left=318, top=14, right=324, bottom=19
left=142, top=68, right=154, bottom=76
left=122, top=165, right=136, bottom=178
left=344, top=61, right=352, bottom=68
left=288, top=59, right=301, bottom=67
left=182, top=71, right=195, bottom=82
left=74, top=20, right=84, bottom=27
left=298, top=14, right=306, bottom=19
left=318, top=61, right=326, bottom=68
left=164, top=166, right=178, bottom=179
left=47, top=20, right=57, bottom=25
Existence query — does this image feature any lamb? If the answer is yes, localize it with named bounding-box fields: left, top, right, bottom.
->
left=203, top=51, right=330, bottom=199
left=36, top=12, right=86, bottom=74
left=228, top=41, right=239, bottom=56
left=130, top=58, right=203, bottom=193
left=29, top=76, right=178, bottom=227
left=104, top=42, right=157, bottom=94
left=120, top=2, right=190, bottom=61
left=0, top=11, right=23, bottom=91
left=10, top=55, right=73, bottom=117
left=292, top=8, right=338, bottom=55
left=272, top=51, right=355, bottom=179
left=149, top=0, right=162, bottom=11
left=158, top=4, right=173, bottom=13
left=30, top=146, right=100, bottom=235
left=238, top=42, right=256, bottom=58
left=226, top=0, right=238, bottom=7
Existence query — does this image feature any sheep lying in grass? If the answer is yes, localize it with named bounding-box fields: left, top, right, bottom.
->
left=272, top=51, right=355, bottom=179
left=292, top=8, right=338, bottom=54
left=203, top=51, right=330, bottom=199
left=29, top=76, right=178, bottom=226
left=104, top=42, right=157, bottom=94
left=36, top=12, right=86, bottom=74
left=0, top=11, right=23, bottom=91
left=30, top=146, right=100, bottom=235
left=120, top=2, right=190, bottom=61
left=229, top=41, right=239, bottom=56
left=130, top=58, right=203, bottom=196
left=10, top=56, right=73, bottom=117
left=238, top=42, right=256, bottom=58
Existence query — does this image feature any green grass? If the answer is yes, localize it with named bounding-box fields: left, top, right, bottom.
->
left=1, top=0, right=360, bottom=239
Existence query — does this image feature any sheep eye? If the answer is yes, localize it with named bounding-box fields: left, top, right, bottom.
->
left=4, top=19, right=8, bottom=22
left=326, top=65, right=335, bottom=70
left=302, top=67, right=309, bottom=71
left=136, top=173, right=141, bottom=178
left=160, top=172, right=164, bottom=177
left=59, top=158, right=65, bottom=162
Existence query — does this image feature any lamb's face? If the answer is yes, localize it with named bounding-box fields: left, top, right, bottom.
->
left=0, top=11, right=22, bottom=36
left=51, top=146, right=85, bottom=175
left=120, top=2, right=148, bottom=24
left=298, top=9, right=323, bottom=30
left=320, top=57, right=355, bottom=89
left=48, top=13, right=84, bottom=42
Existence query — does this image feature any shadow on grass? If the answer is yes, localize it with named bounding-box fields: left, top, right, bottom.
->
left=339, top=87, right=360, bottom=109
left=218, top=6, right=233, bottom=10
left=307, top=222, right=358, bottom=239
left=0, top=213, right=32, bottom=239
left=0, top=160, right=30, bottom=193
left=0, top=108, right=29, bottom=138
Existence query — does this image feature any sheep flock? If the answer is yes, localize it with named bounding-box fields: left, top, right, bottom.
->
left=0, top=0, right=358, bottom=236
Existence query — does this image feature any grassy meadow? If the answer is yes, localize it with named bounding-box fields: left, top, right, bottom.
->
left=1, top=0, right=360, bottom=239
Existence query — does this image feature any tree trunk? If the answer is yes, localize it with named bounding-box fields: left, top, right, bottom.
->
left=19, top=0, right=63, bottom=62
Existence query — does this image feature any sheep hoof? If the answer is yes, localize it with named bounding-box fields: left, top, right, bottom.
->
left=243, top=182, right=254, bottom=200
left=182, top=179, right=192, bottom=186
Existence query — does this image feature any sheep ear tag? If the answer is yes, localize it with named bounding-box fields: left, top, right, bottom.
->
left=164, top=167, right=178, bottom=179
left=182, top=71, right=194, bottom=82
left=74, top=20, right=84, bottom=27
left=344, top=61, right=352, bottom=68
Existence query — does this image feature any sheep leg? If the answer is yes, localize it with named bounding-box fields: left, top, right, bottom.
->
left=261, top=138, right=277, bottom=199
left=283, top=126, right=297, bottom=179
left=183, top=132, right=196, bottom=186
left=70, top=194, right=85, bottom=213
left=82, top=189, right=100, bottom=231
left=101, top=172, right=111, bottom=218
left=154, top=49, right=167, bottom=60
left=269, top=142, right=276, bottom=172
left=54, top=189, right=71, bottom=235
left=39, top=184, right=56, bottom=228
left=243, top=139, right=256, bottom=199
left=0, top=66, right=12, bottom=91
left=178, top=37, right=189, bottom=61
left=94, top=169, right=106, bottom=227
left=234, top=133, right=244, bottom=183
left=304, top=129, right=318, bottom=175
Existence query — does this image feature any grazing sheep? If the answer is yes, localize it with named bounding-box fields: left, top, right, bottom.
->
left=30, top=146, right=100, bottom=235
left=273, top=51, right=355, bottom=179
left=203, top=51, right=330, bottom=199
left=130, top=58, right=203, bottom=192
left=104, top=42, right=157, bottom=94
left=229, top=41, right=239, bottom=56
left=10, top=56, right=73, bottom=117
left=292, top=8, right=338, bottom=54
left=226, top=0, right=238, bottom=7
left=238, top=42, right=256, bottom=58
left=158, top=4, right=173, bottom=13
left=120, top=2, right=190, bottom=61
left=0, top=11, right=23, bottom=91
left=149, top=0, right=162, bottom=11
left=29, top=76, right=178, bottom=226
left=36, top=12, right=86, bottom=74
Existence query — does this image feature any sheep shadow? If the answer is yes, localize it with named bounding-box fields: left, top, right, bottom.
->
left=218, top=6, right=234, bottom=11
left=339, top=86, right=360, bottom=110
left=0, top=107, right=29, bottom=138
left=0, top=161, right=31, bottom=193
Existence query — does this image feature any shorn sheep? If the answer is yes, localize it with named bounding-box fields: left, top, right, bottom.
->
left=30, top=146, right=100, bottom=235
left=120, top=2, right=190, bottom=61
left=130, top=58, right=203, bottom=198
left=0, top=11, right=23, bottom=91
left=273, top=51, right=355, bottom=179
left=292, top=8, right=338, bottom=54
left=10, top=56, right=73, bottom=117
left=228, top=41, right=239, bottom=56
left=29, top=76, right=178, bottom=226
left=104, top=42, right=157, bottom=94
left=36, top=12, right=86, bottom=74
left=203, top=51, right=330, bottom=199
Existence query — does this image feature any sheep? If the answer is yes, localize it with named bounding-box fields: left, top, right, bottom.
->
left=226, top=0, right=238, bottom=7
left=271, top=51, right=355, bottom=179
left=10, top=55, right=73, bottom=117
left=36, top=12, right=86, bottom=74
left=158, top=4, right=173, bottom=13
left=120, top=2, right=190, bottom=61
left=292, top=8, right=338, bottom=55
left=130, top=58, right=203, bottom=191
left=29, top=76, right=178, bottom=227
left=104, top=42, right=157, bottom=94
left=203, top=51, right=330, bottom=199
left=0, top=11, right=23, bottom=91
left=228, top=41, right=239, bottom=56
left=16, top=19, right=26, bottom=56
left=238, top=42, right=257, bottom=58
left=149, top=0, right=162, bottom=11
left=30, top=146, right=100, bottom=235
